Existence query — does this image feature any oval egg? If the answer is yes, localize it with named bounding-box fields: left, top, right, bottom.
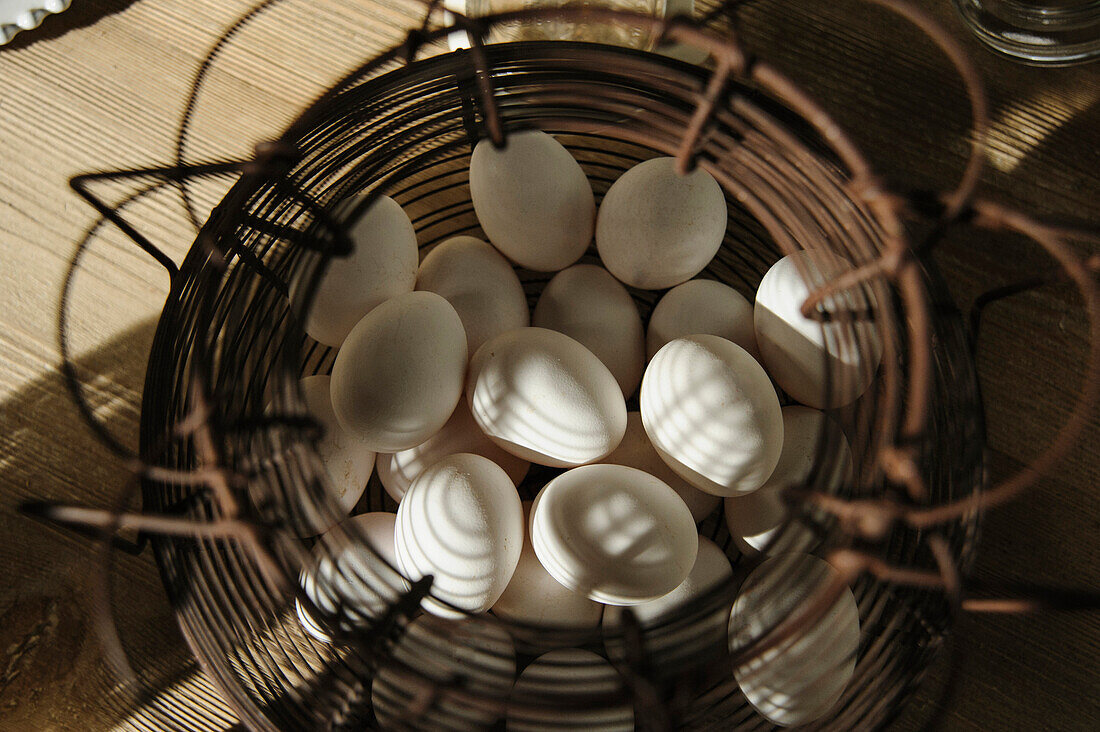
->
left=725, top=406, right=852, bottom=555
left=530, top=464, right=698, bottom=606
left=376, top=396, right=529, bottom=504
left=395, top=453, right=524, bottom=617
left=647, top=278, right=757, bottom=360
left=372, top=614, right=516, bottom=731
left=296, top=512, right=407, bottom=643
left=729, top=553, right=861, bottom=727
left=330, top=290, right=467, bottom=452
left=466, top=327, right=627, bottom=468
left=600, top=412, right=720, bottom=522
left=596, top=157, right=727, bottom=289
left=492, top=502, right=603, bottom=630
left=507, top=649, right=633, bottom=732
left=640, top=335, right=783, bottom=497
left=299, top=375, right=374, bottom=516
left=603, top=536, right=732, bottom=663
left=533, top=263, right=645, bottom=398
left=469, top=130, right=595, bottom=272
left=754, top=250, right=883, bottom=409
left=290, top=194, right=418, bottom=347
left=416, top=235, right=530, bottom=356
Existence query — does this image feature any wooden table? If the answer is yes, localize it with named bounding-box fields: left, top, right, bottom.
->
left=0, top=1, right=1096, bottom=729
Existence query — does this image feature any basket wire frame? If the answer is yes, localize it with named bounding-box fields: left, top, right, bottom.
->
left=20, top=1, right=1100, bottom=730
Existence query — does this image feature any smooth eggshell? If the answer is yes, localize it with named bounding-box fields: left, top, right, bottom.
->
left=469, top=130, right=595, bottom=272
left=754, top=251, right=883, bottom=409
left=596, top=157, right=726, bottom=289
left=506, top=649, right=633, bottom=731
left=530, top=464, right=698, bottom=606
left=647, top=279, right=757, bottom=360
left=416, top=235, right=530, bottom=356
left=466, top=327, right=627, bottom=468
left=600, top=412, right=720, bottom=522
left=395, top=453, right=524, bottom=617
left=331, top=291, right=467, bottom=452
left=377, top=396, right=529, bottom=504
left=291, top=195, right=417, bottom=347
left=533, top=264, right=645, bottom=398
left=730, top=553, right=860, bottom=727
left=492, top=502, right=603, bottom=629
left=296, top=512, right=407, bottom=643
left=300, top=375, right=374, bottom=515
left=603, top=537, right=732, bottom=663
left=725, top=406, right=852, bottom=555
left=640, top=335, right=783, bottom=497
left=372, top=614, right=515, bottom=730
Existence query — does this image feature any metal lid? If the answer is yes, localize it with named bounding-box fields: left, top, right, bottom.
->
left=0, top=0, right=72, bottom=46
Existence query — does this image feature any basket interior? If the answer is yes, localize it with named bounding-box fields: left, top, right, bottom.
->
left=140, top=41, right=984, bottom=731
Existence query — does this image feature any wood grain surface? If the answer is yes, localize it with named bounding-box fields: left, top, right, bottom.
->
left=0, top=0, right=1097, bottom=730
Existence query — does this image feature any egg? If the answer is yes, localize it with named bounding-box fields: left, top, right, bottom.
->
left=754, top=251, right=883, bottom=408
left=600, top=412, right=720, bottom=522
left=729, top=553, right=860, bottom=727
left=506, top=649, right=633, bottom=731
left=646, top=278, right=757, bottom=360
left=330, top=291, right=467, bottom=452
left=725, top=406, right=852, bottom=555
left=296, top=512, right=408, bottom=643
left=640, top=335, right=783, bottom=497
left=533, top=264, right=645, bottom=398
left=466, top=327, right=627, bottom=468
left=372, top=614, right=516, bottom=730
left=469, top=130, right=595, bottom=272
left=298, top=375, right=374, bottom=516
left=603, top=537, right=732, bottom=664
left=415, top=235, right=530, bottom=356
left=603, top=536, right=731, bottom=626
left=492, top=502, right=603, bottom=630
left=595, top=157, right=727, bottom=289
left=530, top=464, right=698, bottom=605
left=376, top=396, right=529, bottom=504
left=395, top=453, right=524, bottom=618
left=290, top=194, right=418, bottom=347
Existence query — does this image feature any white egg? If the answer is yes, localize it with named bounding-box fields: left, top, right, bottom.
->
left=603, top=537, right=732, bottom=664
left=506, top=649, right=633, bottom=732
left=395, top=453, right=524, bottom=618
left=377, top=396, right=529, bottom=504
left=299, top=375, right=374, bottom=516
left=725, top=406, right=852, bottom=555
left=595, top=157, right=727, bottom=289
left=729, top=553, right=860, bottom=727
left=372, top=614, right=516, bottom=731
left=296, top=512, right=408, bottom=643
left=530, top=464, right=698, bottom=605
left=469, top=130, right=595, bottom=272
left=640, top=335, right=783, bottom=497
left=754, top=251, right=883, bottom=409
left=416, top=235, right=530, bottom=356
left=291, top=195, right=418, bottom=347
left=466, top=327, right=627, bottom=468
left=533, top=264, right=645, bottom=398
left=331, top=291, right=467, bottom=452
left=647, top=279, right=757, bottom=361
left=600, top=412, right=720, bottom=522
left=492, top=502, right=603, bottom=630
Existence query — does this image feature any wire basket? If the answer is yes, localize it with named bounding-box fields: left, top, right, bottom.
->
left=31, top=1, right=1100, bottom=730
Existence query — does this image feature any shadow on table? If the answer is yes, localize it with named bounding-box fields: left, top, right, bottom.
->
left=0, top=318, right=237, bottom=731
left=2, top=0, right=141, bottom=52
